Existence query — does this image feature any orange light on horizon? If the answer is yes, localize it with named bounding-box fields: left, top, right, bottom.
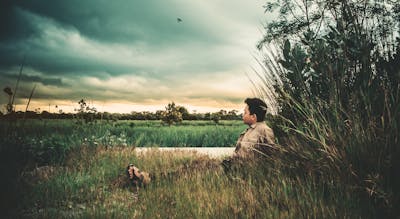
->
left=12, top=101, right=243, bottom=114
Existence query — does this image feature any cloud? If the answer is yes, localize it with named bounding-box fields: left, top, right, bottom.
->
left=2, top=73, right=62, bottom=87
left=0, top=0, right=268, bottom=113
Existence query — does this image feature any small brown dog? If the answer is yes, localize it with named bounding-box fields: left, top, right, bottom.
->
left=126, top=164, right=151, bottom=188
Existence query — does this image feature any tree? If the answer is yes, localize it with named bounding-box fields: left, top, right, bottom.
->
left=161, top=102, right=183, bottom=125
left=75, top=99, right=97, bottom=123
left=211, top=112, right=222, bottom=124
left=227, top=109, right=240, bottom=120
left=177, top=106, right=190, bottom=120
left=259, top=0, right=400, bottom=122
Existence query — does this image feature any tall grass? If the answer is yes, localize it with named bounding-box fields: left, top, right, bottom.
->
left=0, top=119, right=244, bottom=217
left=253, top=40, right=400, bottom=216
left=252, top=3, right=400, bottom=215
left=17, top=147, right=377, bottom=218
left=1, top=113, right=387, bottom=217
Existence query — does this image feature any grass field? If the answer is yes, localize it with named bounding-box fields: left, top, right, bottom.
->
left=0, top=119, right=391, bottom=218
left=16, top=119, right=244, bottom=147
left=17, top=147, right=375, bottom=218
left=1, top=119, right=245, bottom=165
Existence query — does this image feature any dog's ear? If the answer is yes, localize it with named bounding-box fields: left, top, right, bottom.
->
left=126, top=165, right=130, bottom=178
left=131, top=166, right=142, bottom=179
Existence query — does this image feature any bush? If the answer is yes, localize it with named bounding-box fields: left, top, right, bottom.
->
left=161, top=102, right=183, bottom=125
left=257, top=0, right=400, bottom=216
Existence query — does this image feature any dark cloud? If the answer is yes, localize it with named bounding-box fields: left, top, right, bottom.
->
left=0, top=2, right=37, bottom=42
left=0, top=1, right=249, bottom=76
left=6, top=0, right=203, bottom=44
left=0, top=0, right=266, bottom=112
left=1, top=72, right=63, bottom=86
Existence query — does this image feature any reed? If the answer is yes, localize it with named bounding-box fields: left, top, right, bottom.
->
left=253, top=34, right=399, bottom=217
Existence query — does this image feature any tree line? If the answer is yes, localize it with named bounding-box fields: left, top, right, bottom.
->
left=0, top=99, right=241, bottom=123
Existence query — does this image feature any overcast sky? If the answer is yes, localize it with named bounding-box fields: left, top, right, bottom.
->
left=0, top=0, right=270, bottom=113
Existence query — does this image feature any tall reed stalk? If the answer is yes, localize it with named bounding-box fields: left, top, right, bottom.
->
left=253, top=40, right=399, bottom=216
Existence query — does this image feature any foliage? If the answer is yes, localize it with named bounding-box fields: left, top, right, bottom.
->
left=3, top=87, right=13, bottom=113
left=210, top=110, right=235, bottom=124
left=1, top=107, right=242, bottom=121
left=27, top=134, right=74, bottom=165
left=74, top=99, right=97, bottom=124
left=257, top=0, right=400, bottom=216
left=177, top=104, right=190, bottom=120
left=161, top=102, right=183, bottom=125
left=211, top=111, right=222, bottom=124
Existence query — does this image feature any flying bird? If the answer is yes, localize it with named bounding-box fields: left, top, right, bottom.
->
left=177, top=18, right=182, bottom=23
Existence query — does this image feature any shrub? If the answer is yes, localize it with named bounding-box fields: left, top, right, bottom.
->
left=257, top=0, right=400, bottom=216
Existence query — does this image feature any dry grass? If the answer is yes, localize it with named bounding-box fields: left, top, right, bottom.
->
left=16, top=146, right=375, bottom=218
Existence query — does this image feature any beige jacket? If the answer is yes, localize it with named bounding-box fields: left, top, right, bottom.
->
left=234, top=122, right=275, bottom=158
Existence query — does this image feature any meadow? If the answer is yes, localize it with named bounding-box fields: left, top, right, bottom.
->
left=0, top=118, right=386, bottom=218
left=16, top=147, right=374, bottom=219
left=1, top=119, right=245, bottom=165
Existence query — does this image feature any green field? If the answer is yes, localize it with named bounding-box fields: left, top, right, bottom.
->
left=1, top=119, right=245, bottom=165
left=0, top=119, right=387, bottom=218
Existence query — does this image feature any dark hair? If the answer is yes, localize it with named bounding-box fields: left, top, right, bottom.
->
left=245, top=98, right=267, bottom=122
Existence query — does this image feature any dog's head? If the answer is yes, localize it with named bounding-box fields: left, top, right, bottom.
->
left=126, top=164, right=151, bottom=187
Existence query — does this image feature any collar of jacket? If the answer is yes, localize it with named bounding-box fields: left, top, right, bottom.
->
left=249, top=121, right=264, bottom=129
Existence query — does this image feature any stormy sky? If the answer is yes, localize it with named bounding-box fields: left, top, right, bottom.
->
left=0, top=0, right=270, bottom=113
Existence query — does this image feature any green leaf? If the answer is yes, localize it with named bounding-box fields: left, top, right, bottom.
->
left=283, top=39, right=291, bottom=59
